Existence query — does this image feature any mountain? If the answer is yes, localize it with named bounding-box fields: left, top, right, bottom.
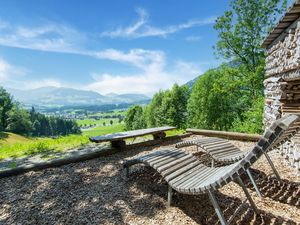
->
left=185, top=76, right=201, bottom=89
left=7, top=87, right=151, bottom=107
left=185, top=61, right=240, bottom=89
left=108, top=93, right=151, bottom=104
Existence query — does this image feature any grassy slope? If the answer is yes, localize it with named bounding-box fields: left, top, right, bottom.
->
left=82, top=124, right=124, bottom=136
left=0, top=125, right=184, bottom=160
left=0, top=135, right=90, bottom=160
left=76, top=118, right=119, bottom=126
left=0, top=132, right=31, bottom=145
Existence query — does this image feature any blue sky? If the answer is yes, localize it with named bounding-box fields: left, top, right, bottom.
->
left=0, top=0, right=291, bottom=95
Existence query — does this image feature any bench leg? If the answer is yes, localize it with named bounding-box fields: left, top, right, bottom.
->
left=208, top=190, right=227, bottom=225
left=263, top=152, right=281, bottom=181
left=153, top=132, right=166, bottom=140
left=167, top=185, right=173, bottom=207
left=111, top=140, right=126, bottom=149
left=236, top=177, right=259, bottom=214
left=246, top=169, right=262, bottom=198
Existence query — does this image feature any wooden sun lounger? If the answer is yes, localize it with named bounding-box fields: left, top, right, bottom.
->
left=175, top=128, right=296, bottom=182
left=123, top=114, right=300, bottom=225
left=89, top=126, right=175, bottom=148
left=176, top=137, right=245, bottom=165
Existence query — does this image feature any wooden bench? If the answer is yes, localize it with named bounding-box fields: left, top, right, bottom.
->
left=89, top=126, right=176, bottom=148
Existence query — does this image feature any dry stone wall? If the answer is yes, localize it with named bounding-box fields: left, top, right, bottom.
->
left=264, top=21, right=300, bottom=173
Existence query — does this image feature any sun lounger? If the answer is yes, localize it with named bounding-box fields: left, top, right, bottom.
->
left=123, top=114, right=300, bottom=225
left=175, top=122, right=299, bottom=182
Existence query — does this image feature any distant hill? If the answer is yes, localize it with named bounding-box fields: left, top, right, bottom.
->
left=185, top=76, right=201, bottom=89
left=185, top=61, right=239, bottom=89
left=7, top=87, right=151, bottom=108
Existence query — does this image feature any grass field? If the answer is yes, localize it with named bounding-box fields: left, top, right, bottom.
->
left=82, top=124, right=124, bottom=136
left=0, top=125, right=184, bottom=160
left=0, top=134, right=90, bottom=160
left=0, top=132, right=31, bottom=145
left=76, top=118, right=119, bottom=126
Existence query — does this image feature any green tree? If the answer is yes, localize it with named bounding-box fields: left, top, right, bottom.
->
left=187, top=66, right=244, bottom=130
left=7, top=103, right=32, bottom=135
left=159, top=84, right=188, bottom=128
left=145, top=85, right=188, bottom=129
left=232, top=96, right=265, bottom=134
left=214, top=0, right=287, bottom=99
left=145, top=91, right=165, bottom=127
left=0, top=87, right=14, bottom=131
left=124, top=105, right=146, bottom=131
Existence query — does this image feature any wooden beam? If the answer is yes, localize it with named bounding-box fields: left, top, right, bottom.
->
left=186, top=129, right=261, bottom=142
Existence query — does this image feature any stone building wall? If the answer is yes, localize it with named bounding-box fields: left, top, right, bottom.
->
left=264, top=21, right=300, bottom=172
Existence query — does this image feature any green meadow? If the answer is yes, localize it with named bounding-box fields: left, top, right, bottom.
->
left=0, top=123, right=184, bottom=160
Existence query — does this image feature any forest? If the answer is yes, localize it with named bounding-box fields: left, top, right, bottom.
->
left=0, top=87, right=81, bottom=137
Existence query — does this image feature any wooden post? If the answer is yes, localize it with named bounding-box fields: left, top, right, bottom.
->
left=111, top=140, right=126, bottom=149
left=153, top=132, right=166, bottom=140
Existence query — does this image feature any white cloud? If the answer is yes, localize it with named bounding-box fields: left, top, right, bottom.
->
left=0, top=16, right=212, bottom=94
left=84, top=56, right=203, bottom=95
left=0, top=59, right=11, bottom=80
left=0, top=21, right=86, bottom=54
left=0, top=59, right=26, bottom=82
left=24, top=79, right=62, bottom=89
left=101, top=8, right=216, bottom=38
left=91, top=48, right=165, bottom=71
left=0, top=58, right=63, bottom=90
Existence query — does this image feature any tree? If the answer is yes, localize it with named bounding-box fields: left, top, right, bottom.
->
left=110, top=120, right=113, bottom=126
left=124, top=105, right=146, bottom=131
left=159, top=84, right=188, bottom=128
left=145, top=85, right=188, bottom=129
left=145, top=91, right=165, bottom=127
left=232, top=96, right=265, bottom=134
left=214, top=0, right=287, bottom=99
left=0, top=87, right=14, bottom=131
left=187, top=66, right=244, bottom=130
left=7, top=103, right=32, bottom=135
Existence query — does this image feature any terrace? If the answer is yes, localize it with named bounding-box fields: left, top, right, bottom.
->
left=0, top=134, right=299, bottom=224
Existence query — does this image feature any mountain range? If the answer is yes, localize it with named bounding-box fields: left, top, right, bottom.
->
left=7, top=87, right=151, bottom=107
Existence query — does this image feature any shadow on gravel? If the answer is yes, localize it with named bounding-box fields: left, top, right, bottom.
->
left=0, top=141, right=181, bottom=225
left=129, top=166, right=298, bottom=225
left=1, top=140, right=298, bottom=225
left=243, top=168, right=300, bottom=209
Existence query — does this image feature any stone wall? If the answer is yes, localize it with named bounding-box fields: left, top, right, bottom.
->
left=264, top=21, right=300, bottom=173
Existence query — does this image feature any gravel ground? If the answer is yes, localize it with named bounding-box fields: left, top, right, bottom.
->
left=0, top=135, right=299, bottom=225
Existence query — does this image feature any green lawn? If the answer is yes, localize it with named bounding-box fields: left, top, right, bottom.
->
left=82, top=124, right=124, bottom=136
left=0, top=124, right=124, bottom=160
left=0, top=125, right=185, bottom=160
left=0, top=132, right=31, bottom=145
left=76, top=118, right=119, bottom=126
left=0, top=135, right=90, bottom=160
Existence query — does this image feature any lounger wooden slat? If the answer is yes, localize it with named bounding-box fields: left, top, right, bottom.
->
left=159, top=157, right=197, bottom=176
left=123, top=114, right=300, bottom=225
left=147, top=151, right=184, bottom=164
left=155, top=155, right=194, bottom=171
left=161, top=159, right=199, bottom=178
left=166, top=163, right=204, bottom=184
